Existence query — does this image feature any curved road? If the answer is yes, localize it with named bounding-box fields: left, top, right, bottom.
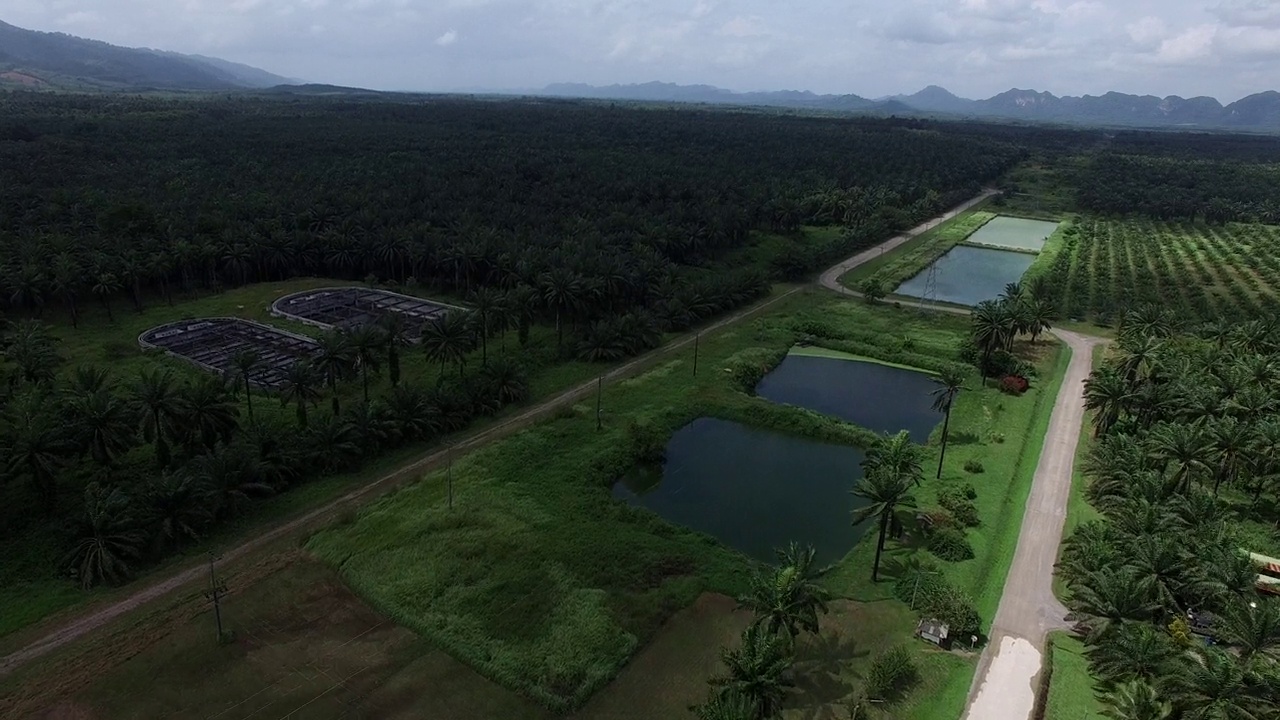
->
left=0, top=192, right=999, bottom=678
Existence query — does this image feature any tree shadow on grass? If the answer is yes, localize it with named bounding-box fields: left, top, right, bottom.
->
left=786, top=630, right=866, bottom=718
left=945, top=430, right=981, bottom=446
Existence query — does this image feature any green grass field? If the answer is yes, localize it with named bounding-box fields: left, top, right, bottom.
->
left=838, top=210, right=996, bottom=289
left=1044, top=633, right=1105, bottom=720
left=307, top=289, right=1066, bottom=714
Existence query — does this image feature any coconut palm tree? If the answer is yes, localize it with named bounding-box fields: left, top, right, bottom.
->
left=279, top=361, right=323, bottom=428
left=3, top=319, right=61, bottom=386
left=1025, top=296, right=1054, bottom=343
left=91, top=271, right=122, bottom=322
left=63, top=482, right=146, bottom=589
left=851, top=470, right=917, bottom=582
left=3, top=392, right=76, bottom=510
left=971, top=300, right=1012, bottom=384
left=1124, top=535, right=1194, bottom=613
left=931, top=364, right=966, bottom=479
left=863, top=430, right=925, bottom=487
left=421, top=311, right=473, bottom=379
left=1209, top=416, right=1253, bottom=497
left=738, top=542, right=831, bottom=643
left=314, top=330, right=355, bottom=415
left=1169, top=648, right=1272, bottom=720
left=708, top=624, right=794, bottom=719
left=130, top=368, right=184, bottom=468
left=1101, top=680, right=1174, bottom=720
left=344, top=324, right=385, bottom=406
left=230, top=348, right=262, bottom=422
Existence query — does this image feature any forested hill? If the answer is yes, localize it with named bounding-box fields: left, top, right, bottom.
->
left=536, top=82, right=1280, bottom=132
left=0, top=20, right=293, bottom=91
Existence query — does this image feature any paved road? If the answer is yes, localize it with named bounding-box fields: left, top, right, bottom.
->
left=0, top=191, right=998, bottom=678
left=962, top=328, right=1106, bottom=720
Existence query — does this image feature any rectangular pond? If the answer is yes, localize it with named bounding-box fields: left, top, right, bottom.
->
left=756, top=350, right=943, bottom=444
left=966, top=216, right=1061, bottom=252
left=894, top=245, right=1036, bottom=307
left=613, top=418, right=871, bottom=565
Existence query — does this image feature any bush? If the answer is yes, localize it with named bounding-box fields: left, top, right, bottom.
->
left=725, top=347, right=789, bottom=393
left=865, top=646, right=919, bottom=702
left=625, top=420, right=668, bottom=463
left=892, top=566, right=982, bottom=639
left=1000, top=375, right=1030, bottom=395
left=963, top=459, right=984, bottom=474
left=937, top=487, right=980, bottom=528
left=927, top=526, right=974, bottom=562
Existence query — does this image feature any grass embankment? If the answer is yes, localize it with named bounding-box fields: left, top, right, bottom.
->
left=1043, top=633, right=1105, bottom=720
left=839, top=209, right=995, bottom=289
left=0, top=278, right=629, bottom=644
left=307, top=291, right=1065, bottom=716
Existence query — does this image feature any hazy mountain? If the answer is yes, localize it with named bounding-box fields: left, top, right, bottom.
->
left=0, top=20, right=293, bottom=91
left=536, top=82, right=1280, bottom=131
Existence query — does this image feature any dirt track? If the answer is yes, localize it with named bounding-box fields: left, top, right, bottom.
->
left=0, top=190, right=998, bottom=680
left=962, top=329, right=1106, bottom=720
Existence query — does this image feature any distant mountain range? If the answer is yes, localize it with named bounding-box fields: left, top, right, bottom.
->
left=0, top=19, right=295, bottom=91
left=537, top=82, right=1280, bottom=131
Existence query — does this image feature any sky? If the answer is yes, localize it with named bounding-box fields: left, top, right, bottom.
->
left=5, top=0, right=1280, bottom=101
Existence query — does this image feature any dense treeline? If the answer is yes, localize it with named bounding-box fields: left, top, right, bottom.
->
left=0, top=94, right=1041, bottom=597
left=1064, top=306, right=1280, bottom=718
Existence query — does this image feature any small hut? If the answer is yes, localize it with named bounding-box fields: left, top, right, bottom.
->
left=915, top=617, right=950, bottom=648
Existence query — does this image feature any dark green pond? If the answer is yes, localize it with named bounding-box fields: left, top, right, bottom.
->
left=895, top=245, right=1035, bottom=307
left=756, top=355, right=942, bottom=443
left=614, top=418, right=870, bottom=565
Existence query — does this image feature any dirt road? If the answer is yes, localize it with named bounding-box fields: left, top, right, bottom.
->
left=0, top=191, right=998, bottom=678
left=962, top=328, right=1105, bottom=720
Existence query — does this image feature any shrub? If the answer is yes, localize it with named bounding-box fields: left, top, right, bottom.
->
left=725, top=347, right=789, bottom=393
left=865, top=646, right=919, bottom=702
left=963, top=458, right=985, bottom=474
left=962, top=483, right=977, bottom=500
left=625, top=420, right=668, bottom=463
left=1000, top=375, right=1029, bottom=395
left=937, top=487, right=980, bottom=528
left=891, top=565, right=982, bottom=638
left=927, top=526, right=974, bottom=562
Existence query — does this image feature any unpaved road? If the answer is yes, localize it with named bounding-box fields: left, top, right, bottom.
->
left=962, top=328, right=1106, bottom=720
left=0, top=192, right=998, bottom=678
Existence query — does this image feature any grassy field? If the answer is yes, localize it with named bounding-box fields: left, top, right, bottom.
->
left=3, top=284, right=1068, bottom=718
left=1043, top=633, right=1105, bottom=720
left=0, top=277, right=633, bottom=643
left=788, top=344, right=939, bottom=374
left=838, top=209, right=996, bottom=289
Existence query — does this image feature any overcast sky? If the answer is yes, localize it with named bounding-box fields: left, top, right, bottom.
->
left=5, top=0, right=1280, bottom=101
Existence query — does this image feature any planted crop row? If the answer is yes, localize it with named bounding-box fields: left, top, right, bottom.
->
left=1040, top=218, right=1280, bottom=324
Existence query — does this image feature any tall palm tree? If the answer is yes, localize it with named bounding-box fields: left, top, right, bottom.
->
left=230, top=348, right=262, bottom=422
left=931, top=364, right=966, bottom=479
left=971, top=300, right=1011, bottom=384
left=540, top=267, right=583, bottom=351
left=737, top=542, right=831, bottom=643
left=64, top=482, right=145, bottom=589
left=469, top=287, right=500, bottom=366
left=344, top=324, right=385, bottom=405
left=378, top=313, right=410, bottom=387
left=50, top=253, right=82, bottom=329
left=91, top=271, right=121, bottom=322
left=708, top=624, right=794, bottom=719
left=863, top=430, right=925, bottom=487
left=314, top=330, right=355, bottom=415
left=1101, top=680, right=1174, bottom=720
left=1169, top=648, right=1271, bottom=720
left=3, top=392, right=76, bottom=510
left=1025, top=296, right=1054, bottom=343
left=131, top=368, right=184, bottom=468
left=279, top=361, right=323, bottom=428
left=421, top=311, right=473, bottom=379
left=851, top=470, right=917, bottom=582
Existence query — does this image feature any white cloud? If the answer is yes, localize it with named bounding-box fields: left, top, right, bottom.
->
left=436, top=29, right=458, bottom=46
left=718, top=16, right=767, bottom=38
left=1154, top=24, right=1217, bottom=64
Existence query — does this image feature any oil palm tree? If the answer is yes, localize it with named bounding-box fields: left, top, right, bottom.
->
left=931, top=364, right=966, bottom=479
left=1209, top=416, right=1253, bottom=497
left=971, top=300, right=1012, bottom=384
left=344, top=324, right=385, bottom=405
left=1101, top=680, right=1174, bottom=720
left=91, top=271, right=121, bottom=322
left=384, top=384, right=440, bottom=441
left=540, top=267, right=583, bottom=351
left=378, top=313, right=410, bottom=387
left=142, top=471, right=214, bottom=553
left=1068, top=568, right=1160, bottom=641
left=177, top=376, right=241, bottom=452
left=851, top=470, right=917, bottom=582
left=3, top=391, right=76, bottom=510
left=421, top=311, right=473, bottom=380
left=1025, top=296, right=1054, bottom=343
left=1084, top=367, right=1132, bottom=436
left=1169, top=648, right=1272, bottom=720
left=68, top=388, right=139, bottom=466
left=279, top=361, right=323, bottom=428
left=691, top=691, right=757, bottom=720
left=314, top=330, right=355, bottom=415
left=230, top=348, right=262, bottom=422
left=1217, top=598, right=1280, bottom=664
left=737, top=542, right=831, bottom=643
left=189, top=446, right=272, bottom=520
left=3, top=319, right=60, bottom=386
left=1124, top=535, right=1194, bottom=613
left=1088, top=623, right=1177, bottom=689
left=64, top=482, right=146, bottom=589
left=708, top=624, right=794, bottom=719
left=469, top=287, right=500, bottom=366
left=131, top=368, right=184, bottom=468
left=50, top=253, right=82, bottom=329
left=1147, top=422, right=1215, bottom=495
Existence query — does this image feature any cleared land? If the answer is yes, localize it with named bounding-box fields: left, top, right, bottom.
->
left=1043, top=218, right=1280, bottom=323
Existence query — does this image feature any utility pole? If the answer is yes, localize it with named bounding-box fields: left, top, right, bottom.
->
left=447, top=445, right=454, bottom=510
left=692, top=333, right=700, bottom=377
left=596, top=376, right=603, bottom=431
left=205, top=553, right=227, bottom=642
